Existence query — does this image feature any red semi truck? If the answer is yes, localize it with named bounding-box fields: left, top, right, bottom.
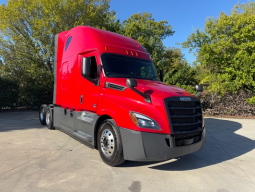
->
left=39, top=26, right=205, bottom=166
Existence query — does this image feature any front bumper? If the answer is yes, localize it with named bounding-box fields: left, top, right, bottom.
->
left=120, top=127, right=206, bottom=161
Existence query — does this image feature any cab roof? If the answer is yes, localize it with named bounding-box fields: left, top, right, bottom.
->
left=62, top=26, right=151, bottom=61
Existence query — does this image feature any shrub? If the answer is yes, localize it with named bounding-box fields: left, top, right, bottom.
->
left=0, top=77, right=19, bottom=110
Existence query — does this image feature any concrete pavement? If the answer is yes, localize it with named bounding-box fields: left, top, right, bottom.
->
left=0, top=111, right=254, bottom=192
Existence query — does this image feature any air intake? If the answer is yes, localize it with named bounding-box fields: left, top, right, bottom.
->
left=105, top=82, right=126, bottom=91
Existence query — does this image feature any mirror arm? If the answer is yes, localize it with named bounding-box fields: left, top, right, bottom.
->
left=128, top=86, right=151, bottom=103
left=195, top=92, right=202, bottom=97
left=126, top=78, right=151, bottom=103
left=160, top=70, right=164, bottom=82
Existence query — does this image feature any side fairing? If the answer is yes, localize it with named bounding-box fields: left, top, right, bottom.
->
left=54, top=31, right=67, bottom=105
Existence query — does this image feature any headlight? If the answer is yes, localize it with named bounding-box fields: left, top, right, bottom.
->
left=130, top=112, right=160, bottom=130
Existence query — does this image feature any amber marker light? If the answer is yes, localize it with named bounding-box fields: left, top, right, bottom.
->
left=130, top=112, right=139, bottom=127
left=126, top=50, right=129, bottom=54
left=131, top=51, right=134, bottom=55
left=105, top=46, right=108, bottom=51
left=135, top=52, right=138, bottom=56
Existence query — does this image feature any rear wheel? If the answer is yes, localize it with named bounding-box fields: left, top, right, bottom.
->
left=97, top=119, right=125, bottom=166
left=39, top=104, right=47, bottom=125
left=46, top=106, right=54, bottom=130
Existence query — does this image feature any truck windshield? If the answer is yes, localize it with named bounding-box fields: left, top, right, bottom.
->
left=101, top=54, right=158, bottom=81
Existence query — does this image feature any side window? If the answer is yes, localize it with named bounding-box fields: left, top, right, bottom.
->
left=89, top=56, right=97, bottom=79
left=65, top=36, right=72, bottom=51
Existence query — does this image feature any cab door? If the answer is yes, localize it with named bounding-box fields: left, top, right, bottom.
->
left=78, top=52, right=101, bottom=112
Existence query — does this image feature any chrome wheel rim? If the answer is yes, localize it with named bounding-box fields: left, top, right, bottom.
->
left=100, top=128, right=115, bottom=157
left=46, top=111, right=50, bottom=125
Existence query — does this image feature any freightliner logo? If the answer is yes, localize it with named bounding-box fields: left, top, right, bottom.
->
left=180, top=97, right=191, bottom=101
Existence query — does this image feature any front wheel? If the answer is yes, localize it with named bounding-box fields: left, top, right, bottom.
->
left=97, top=119, right=125, bottom=166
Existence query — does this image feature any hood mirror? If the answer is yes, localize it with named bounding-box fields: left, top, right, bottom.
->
left=81, top=57, right=98, bottom=85
left=126, top=78, right=137, bottom=88
left=82, top=57, right=91, bottom=77
left=195, top=85, right=203, bottom=97
left=126, top=78, right=151, bottom=103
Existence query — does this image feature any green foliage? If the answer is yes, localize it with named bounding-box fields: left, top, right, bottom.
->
left=162, top=47, right=198, bottom=94
left=121, top=12, right=174, bottom=69
left=0, top=59, right=3, bottom=76
left=0, top=0, right=119, bottom=106
left=0, top=77, right=19, bottom=109
left=182, top=1, right=255, bottom=98
left=0, top=0, right=195, bottom=106
left=246, top=96, right=255, bottom=105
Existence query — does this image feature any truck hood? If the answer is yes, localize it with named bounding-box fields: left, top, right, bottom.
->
left=106, top=78, right=196, bottom=99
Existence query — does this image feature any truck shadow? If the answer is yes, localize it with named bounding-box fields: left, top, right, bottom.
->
left=0, top=111, right=44, bottom=131
left=121, top=118, right=255, bottom=171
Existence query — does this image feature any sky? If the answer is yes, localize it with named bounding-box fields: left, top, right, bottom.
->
left=0, top=0, right=250, bottom=63
left=110, top=0, right=249, bottom=63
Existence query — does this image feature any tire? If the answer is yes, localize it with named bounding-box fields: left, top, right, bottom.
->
left=39, top=104, right=47, bottom=125
left=46, top=106, right=54, bottom=130
left=97, top=119, right=125, bottom=166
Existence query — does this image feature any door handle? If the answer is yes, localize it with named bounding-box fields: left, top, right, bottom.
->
left=80, top=95, right=83, bottom=104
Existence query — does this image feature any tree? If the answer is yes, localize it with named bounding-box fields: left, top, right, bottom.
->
left=0, top=0, right=118, bottom=106
left=162, top=47, right=197, bottom=93
left=0, top=59, right=3, bottom=76
left=162, top=47, right=185, bottom=73
left=0, top=1, right=179, bottom=106
left=121, top=12, right=174, bottom=69
left=182, top=2, right=255, bottom=99
left=0, top=77, right=19, bottom=110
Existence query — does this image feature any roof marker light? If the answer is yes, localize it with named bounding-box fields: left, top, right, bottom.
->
left=131, top=51, right=134, bottom=55
left=105, top=47, right=108, bottom=51
left=126, top=50, right=129, bottom=54
left=135, top=52, right=138, bottom=56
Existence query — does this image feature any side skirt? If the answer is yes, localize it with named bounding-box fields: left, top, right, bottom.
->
left=53, top=105, right=99, bottom=148
left=55, top=126, right=95, bottom=149
left=73, top=131, right=92, bottom=142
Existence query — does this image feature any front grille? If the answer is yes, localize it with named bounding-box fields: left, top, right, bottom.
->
left=164, top=97, right=203, bottom=147
left=167, top=100, right=202, bottom=132
left=166, top=98, right=202, bottom=133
